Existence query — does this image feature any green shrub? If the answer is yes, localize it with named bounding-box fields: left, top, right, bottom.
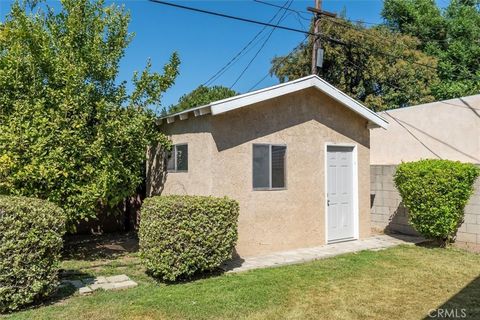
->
left=394, top=160, right=480, bottom=245
left=0, top=196, right=66, bottom=313
left=139, top=195, right=239, bottom=281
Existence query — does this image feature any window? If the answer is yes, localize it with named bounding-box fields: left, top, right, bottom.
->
left=167, top=144, right=188, bottom=172
left=253, top=144, right=286, bottom=190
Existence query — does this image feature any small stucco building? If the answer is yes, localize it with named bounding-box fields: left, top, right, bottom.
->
left=147, top=75, right=388, bottom=257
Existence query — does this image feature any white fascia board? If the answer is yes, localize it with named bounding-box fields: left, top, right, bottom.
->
left=159, top=75, right=388, bottom=129
left=210, top=79, right=313, bottom=116
left=210, top=75, right=388, bottom=129
left=311, top=77, right=388, bottom=129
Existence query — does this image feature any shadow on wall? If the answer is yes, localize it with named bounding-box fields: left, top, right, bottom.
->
left=210, top=88, right=370, bottom=152
left=387, top=114, right=480, bottom=163
left=370, top=190, right=418, bottom=236
left=162, top=88, right=370, bottom=152
left=146, top=143, right=168, bottom=197
left=386, top=203, right=419, bottom=236
left=423, top=276, right=480, bottom=319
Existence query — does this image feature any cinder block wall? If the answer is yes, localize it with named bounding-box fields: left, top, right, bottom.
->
left=370, top=165, right=480, bottom=247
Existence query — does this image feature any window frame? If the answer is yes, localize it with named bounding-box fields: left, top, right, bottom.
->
left=252, top=143, right=287, bottom=191
left=167, top=143, right=188, bottom=173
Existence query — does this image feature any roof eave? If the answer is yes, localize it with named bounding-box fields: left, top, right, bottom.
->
left=158, top=75, right=389, bottom=129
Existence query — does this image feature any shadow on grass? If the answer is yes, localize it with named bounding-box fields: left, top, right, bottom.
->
left=148, top=268, right=228, bottom=286
left=5, top=270, right=96, bottom=315
left=63, top=232, right=139, bottom=261
left=424, top=276, right=480, bottom=319
left=147, top=249, right=245, bottom=285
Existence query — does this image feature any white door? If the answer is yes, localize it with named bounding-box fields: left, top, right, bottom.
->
left=326, top=146, right=355, bottom=242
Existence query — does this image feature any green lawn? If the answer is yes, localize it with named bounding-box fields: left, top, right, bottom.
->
left=2, top=239, right=480, bottom=320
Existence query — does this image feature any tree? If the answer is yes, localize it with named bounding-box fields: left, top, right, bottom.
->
left=167, top=85, right=237, bottom=114
left=270, top=18, right=439, bottom=111
left=382, top=0, right=480, bottom=99
left=0, top=0, right=179, bottom=227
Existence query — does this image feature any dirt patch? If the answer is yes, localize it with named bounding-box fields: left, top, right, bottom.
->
left=63, top=232, right=139, bottom=261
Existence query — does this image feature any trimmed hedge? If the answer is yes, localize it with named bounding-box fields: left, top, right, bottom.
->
left=139, top=195, right=239, bottom=281
left=394, top=160, right=480, bottom=245
left=0, top=196, right=66, bottom=313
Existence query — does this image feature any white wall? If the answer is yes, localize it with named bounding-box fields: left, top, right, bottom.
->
left=371, top=95, right=480, bottom=165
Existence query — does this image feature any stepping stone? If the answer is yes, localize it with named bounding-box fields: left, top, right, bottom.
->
left=105, top=274, right=130, bottom=283
left=94, top=276, right=108, bottom=284
left=90, top=283, right=116, bottom=291
left=79, top=286, right=93, bottom=295
left=66, top=274, right=138, bottom=294
left=112, top=280, right=138, bottom=290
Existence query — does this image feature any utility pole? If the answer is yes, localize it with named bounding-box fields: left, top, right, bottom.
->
left=310, top=0, right=322, bottom=75
left=308, top=1, right=336, bottom=75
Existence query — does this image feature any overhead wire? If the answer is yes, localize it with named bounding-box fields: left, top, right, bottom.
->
left=230, top=0, right=294, bottom=89
left=248, top=34, right=310, bottom=91
left=203, top=0, right=292, bottom=86
left=149, top=0, right=479, bottom=90
left=253, top=0, right=311, bottom=21
left=148, top=0, right=314, bottom=36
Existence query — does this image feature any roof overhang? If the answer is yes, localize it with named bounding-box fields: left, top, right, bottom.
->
left=159, top=75, right=388, bottom=129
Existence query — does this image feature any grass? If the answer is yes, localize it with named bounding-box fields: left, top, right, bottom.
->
left=2, top=238, right=480, bottom=320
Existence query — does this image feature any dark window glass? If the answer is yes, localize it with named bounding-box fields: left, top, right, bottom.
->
left=176, top=144, right=188, bottom=171
left=271, top=146, right=286, bottom=188
left=166, top=144, right=188, bottom=172
left=253, top=145, right=270, bottom=189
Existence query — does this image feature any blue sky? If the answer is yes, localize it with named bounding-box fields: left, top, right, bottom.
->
left=0, top=0, right=410, bottom=109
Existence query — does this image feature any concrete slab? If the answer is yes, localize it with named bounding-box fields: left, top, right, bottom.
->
left=79, top=286, right=93, bottom=295
left=63, top=274, right=138, bottom=294
left=105, top=274, right=130, bottom=283
left=112, top=280, right=138, bottom=290
left=221, top=234, right=423, bottom=273
left=90, top=283, right=116, bottom=291
left=94, top=276, right=108, bottom=284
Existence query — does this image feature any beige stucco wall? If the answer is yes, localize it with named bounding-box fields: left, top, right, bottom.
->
left=148, top=88, right=373, bottom=257
left=371, top=94, right=480, bottom=165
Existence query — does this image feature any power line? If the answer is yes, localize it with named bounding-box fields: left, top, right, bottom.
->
left=147, top=0, right=445, bottom=72
left=253, top=0, right=311, bottom=21
left=230, top=0, right=293, bottom=89
left=149, top=0, right=478, bottom=88
left=340, top=35, right=479, bottom=81
left=324, top=16, right=453, bottom=48
left=249, top=34, right=310, bottom=91
left=148, top=0, right=314, bottom=36
left=204, top=31, right=281, bottom=86
left=254, top=0, right=385, bottom=26
left=203, top=0, right=292, bottom=86
left=386, top=110, right=442, bottom=158
left=255, top=0, right=454, bottom=47
left=320, top=17, right=479, bottom=81
left=293, top=12, right=308, bottom=31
